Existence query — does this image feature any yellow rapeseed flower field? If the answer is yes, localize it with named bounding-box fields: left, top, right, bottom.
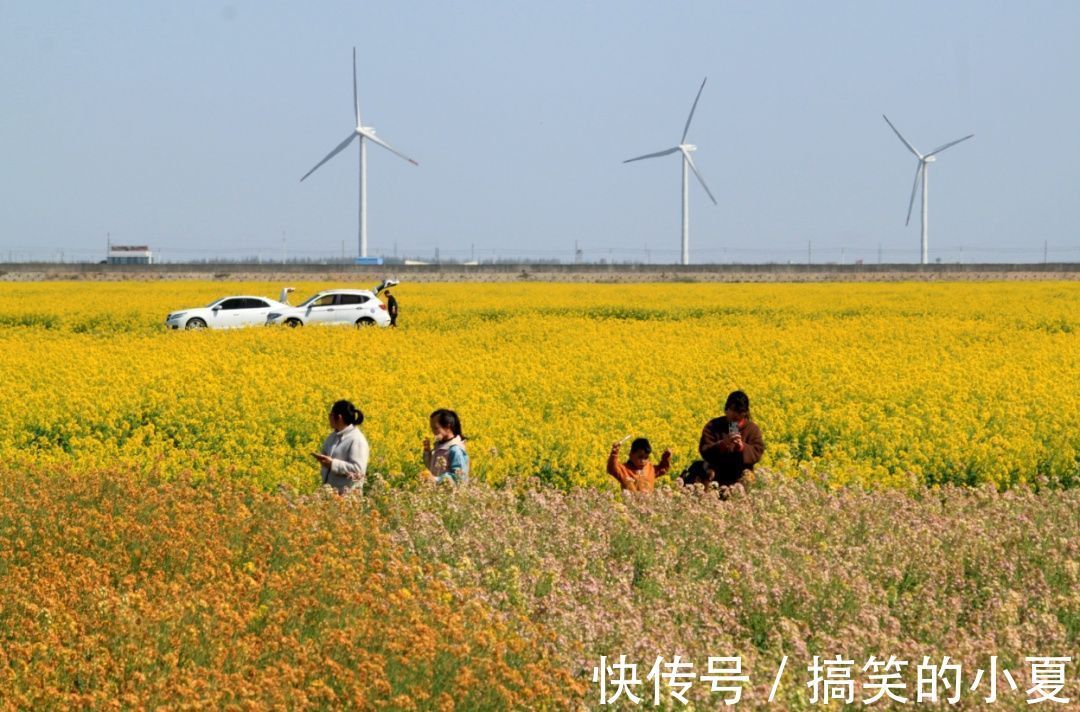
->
left=0, top=280, right=1076, bottom=490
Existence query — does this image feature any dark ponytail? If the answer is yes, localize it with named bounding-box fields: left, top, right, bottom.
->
left=430, top=408, right=464, bottom=439
left=331, top=399, right=364, bottom=427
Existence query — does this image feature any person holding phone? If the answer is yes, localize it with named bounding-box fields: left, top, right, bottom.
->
left=698, top=390, right=765, bottom=487
left=312, top=400, right=369, bottom=494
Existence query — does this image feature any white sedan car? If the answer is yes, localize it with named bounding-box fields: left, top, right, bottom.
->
left=166, top=295, right=289, bottom=330
left=265, top=289, right=391, bottom=328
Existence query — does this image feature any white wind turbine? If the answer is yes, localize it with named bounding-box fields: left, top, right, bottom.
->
left=624, top=77, right=717, bottom=266
left=301, top=47, right=418, bottom=259
left=882, top=115, right=973, bottom=264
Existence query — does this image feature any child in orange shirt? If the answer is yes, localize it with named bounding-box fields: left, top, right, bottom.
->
left=607, top=438, right=672, bottom=492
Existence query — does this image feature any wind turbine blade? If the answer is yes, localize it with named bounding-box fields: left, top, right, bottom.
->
left=883, top=114, right=923, bottom=159
left=680, top=77, right=707, bottom=144
left=359, top=129, right=419, bottom=166
left=352, top=47, right=361, bottom=126
left=905, top=162, right=922, bottom=226
left=925, top=133, right=974, bottom=158
left=300, top=132, right=358, bottom=182
left=623, top=147, right=680, bottom=163
left=683, top=151, right=717, bottom=205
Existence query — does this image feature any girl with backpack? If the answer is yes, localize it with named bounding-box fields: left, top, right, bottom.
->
left=422, top=408, right=470, bottom=486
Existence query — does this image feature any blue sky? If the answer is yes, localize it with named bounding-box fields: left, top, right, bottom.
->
left=1, top=1, right=1078, bottom=263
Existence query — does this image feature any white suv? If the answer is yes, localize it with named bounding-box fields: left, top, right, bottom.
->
left=265, top=289, right=391, bottom=328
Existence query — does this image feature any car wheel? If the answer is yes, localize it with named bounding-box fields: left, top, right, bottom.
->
left=285, top=318, right=303, bottom=328
left=356, top=317, right=376, bottom=327
left=185, top=318, right=207, bottom=330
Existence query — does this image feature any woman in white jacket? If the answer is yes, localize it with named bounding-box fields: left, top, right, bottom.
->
left=313, top=400, right=369, bottom=494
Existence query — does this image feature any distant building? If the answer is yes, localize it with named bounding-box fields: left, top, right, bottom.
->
left=108, top=245, right=153, bottom=265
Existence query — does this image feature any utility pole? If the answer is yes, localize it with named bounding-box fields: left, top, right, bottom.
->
left=807, top=240, right=812, bottom=265
left=471, top=243, right=475, bottom=262
left=877, top=243, right=882, bottom=265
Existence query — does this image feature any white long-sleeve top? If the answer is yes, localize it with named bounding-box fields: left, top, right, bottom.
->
left=320, top=424, right=369, bottom=493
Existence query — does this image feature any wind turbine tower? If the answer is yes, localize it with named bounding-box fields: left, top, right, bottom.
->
left=301, top=47, right=418, bottom=259
left=882, top=115, right=973, bottom=264
left=624, top=78, right=717, bottom=266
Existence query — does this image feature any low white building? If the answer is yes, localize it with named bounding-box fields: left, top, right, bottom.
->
left=108, top=245, right=153, bottom=265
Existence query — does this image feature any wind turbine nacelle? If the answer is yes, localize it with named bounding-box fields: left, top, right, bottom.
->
left=924, top=156, right=937, bottom=163
left=680, top=144, right=697, bottom=152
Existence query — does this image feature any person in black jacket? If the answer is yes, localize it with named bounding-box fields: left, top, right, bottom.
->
left=384, top=289, right=399, bottom=327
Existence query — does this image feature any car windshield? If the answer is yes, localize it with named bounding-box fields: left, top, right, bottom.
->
left=205, top=298, right=225, bottom=308
left=297, top=293, right=325, bottom=307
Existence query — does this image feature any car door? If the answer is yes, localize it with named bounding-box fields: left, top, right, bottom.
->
left=240, top=298, right=272, bottom=326
left=212, top=298, right=248, bottom=328
left=334, top=293, right=370, bottom=324
left=304, top=294, right=337, bottom=325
